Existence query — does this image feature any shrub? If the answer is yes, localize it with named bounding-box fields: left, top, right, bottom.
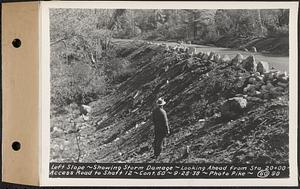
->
left=51, top=60, right=106, bottom=107
left=104, top=58, right=136, bottom=83
left=141, top=31, right=166, bottom=41
left=267, top=25, right=289, bottom=37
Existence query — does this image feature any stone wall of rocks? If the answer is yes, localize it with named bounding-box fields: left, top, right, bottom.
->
left=150, top=42, right=289, bottom=120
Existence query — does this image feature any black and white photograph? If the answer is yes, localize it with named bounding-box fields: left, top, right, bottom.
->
left=42, top=1, right=297, bottom=184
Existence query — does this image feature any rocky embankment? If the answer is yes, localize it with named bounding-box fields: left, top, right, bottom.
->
left=214, top=36, right=289, bottom=55
left=51, top=41, right=289, bottom=164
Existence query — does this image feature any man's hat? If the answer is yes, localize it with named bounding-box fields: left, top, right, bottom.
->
left=156, top=97, right=166, bottom=106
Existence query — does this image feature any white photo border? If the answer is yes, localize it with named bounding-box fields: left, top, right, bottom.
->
left=40, top=1, right=299, bottom=186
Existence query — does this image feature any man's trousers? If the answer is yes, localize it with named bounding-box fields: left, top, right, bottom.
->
left=153, top=136, right=166, bottom=157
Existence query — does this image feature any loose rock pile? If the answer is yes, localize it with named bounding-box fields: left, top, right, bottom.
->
left=152, top=41, right=288, bottom=119
left=51, top=41, right=289, bottom=164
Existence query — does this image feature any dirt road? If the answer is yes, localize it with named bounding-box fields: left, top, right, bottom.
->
left=114, top=39, right=289, bottom=73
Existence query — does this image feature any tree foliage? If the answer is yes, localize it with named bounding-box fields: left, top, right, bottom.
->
left=50, top=8, right=289, bottom=45
left=215, top=9, right=288, bottom=38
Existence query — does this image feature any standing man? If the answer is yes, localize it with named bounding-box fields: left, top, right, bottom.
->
left=152, top=97, right=170, bottom=158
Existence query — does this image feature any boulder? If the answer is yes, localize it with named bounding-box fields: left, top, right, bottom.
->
left=260, top=81, right=275, bottom=98
left=242, top=55, right=256, bottom=72
left=178, top=47, right=186, bottom=53
left=270, top=87, right=285, bottom=97
left=277, top=82, right=289, bottom=88
left=263, top=72, right=276, bottom=82
left=242, top=47, right=248, bottom=52
left=239, top=46, right=249, bottom=52
left=213, top=54, right=221, bottom=63
left=221, top=55, right=231, bottom=63
left=163, top=65, right=169, bottom=72
left=248, top=74, right=264, bottom=85
left=272, top=71, right=286, bottom=80
left=243, top=84, right=256, bottom=93
left=231, top=53, right=244, bottom=64
left=137, top=144, right=150, bottom=155
left=220, top=97, right=247, bottom=119
left=248, top=77, right=257, bottom=84
left=187, top=46, right=196, bottom=55
left=196, top=51, right=203, bottom=58
left=256, top=61, right=269, bottom=74
left=277, top=76, right=289, bottom=83
left=255, top=91, right=262, bottom=95
left=250, top=46, right=257, bottom=52
left=81, top=104, right=91, bottom=115
left=276, top=72, right=289, bottom=83
left=172, top=46, right=178, bottom=51
left=208, top=52, right=215, bottom=60
left=52, top=127, right=65, bottom=138
left=256, top=75, right=264, bottom=82
left=164, top=46, right=171, bottom=52
left=202, top=52, right=209, bottom=60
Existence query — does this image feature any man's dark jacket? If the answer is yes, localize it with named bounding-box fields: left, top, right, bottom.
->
left=152, top=107, right=170, bottom=138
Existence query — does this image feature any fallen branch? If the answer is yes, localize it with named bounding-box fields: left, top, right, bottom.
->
left=50, top=37, right=68, bottom=47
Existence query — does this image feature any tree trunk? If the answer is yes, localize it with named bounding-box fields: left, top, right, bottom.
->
left=107, top=9, right=126, bottom=30
left=193, top=13, right=197, bottom=40
left=257, top=10, right=264, bottom=36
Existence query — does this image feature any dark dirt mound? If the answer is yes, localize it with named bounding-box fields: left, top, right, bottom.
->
left=50, top=41, right=289, bottom=164
left=214, top=36, right=289, bottom=55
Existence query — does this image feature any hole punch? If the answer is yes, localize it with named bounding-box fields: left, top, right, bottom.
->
left=12, top=38, right=21, bottom=48
left=12, top=141, right=21, bottom=151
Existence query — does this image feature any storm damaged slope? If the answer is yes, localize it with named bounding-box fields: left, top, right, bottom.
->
left=80, top=42, right=289, bottom=163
